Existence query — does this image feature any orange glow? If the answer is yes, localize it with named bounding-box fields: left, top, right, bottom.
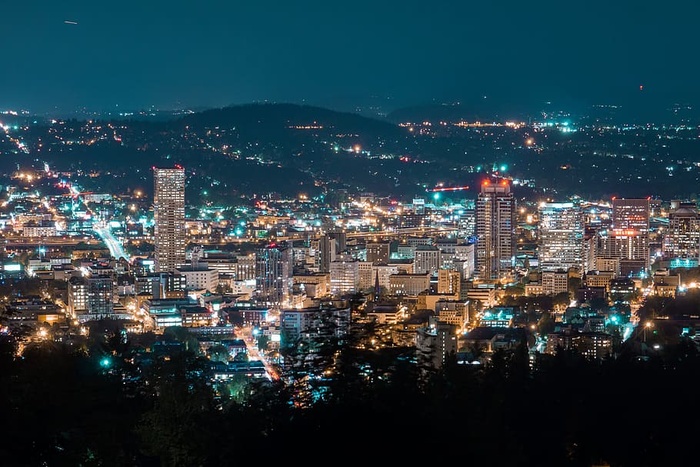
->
left=612, top=229, right=639, bottom=236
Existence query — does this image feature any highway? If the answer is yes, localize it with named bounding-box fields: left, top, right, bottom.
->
left=93, top=223, right=130, bottom=261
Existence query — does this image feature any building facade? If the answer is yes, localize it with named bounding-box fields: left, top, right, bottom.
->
left=538, top=202, right=584, bottom=272
left=610, top=197, right=650, bottom=272
left=476, top=180, right=516, bottom=281
left=153, top=166, right=186, bottom=273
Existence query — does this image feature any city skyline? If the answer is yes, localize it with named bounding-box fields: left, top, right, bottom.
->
left=4, top=3, right=700, bottom=464
left=2, top=1, right=700, bottom=115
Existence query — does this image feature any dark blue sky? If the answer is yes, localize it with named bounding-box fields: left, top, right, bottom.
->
left=1, top=0, right=698, bottom=114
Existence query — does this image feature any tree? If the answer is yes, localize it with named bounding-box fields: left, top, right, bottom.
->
left=135, top=353, right=218, bottom=467
left=256, top=333, right=270, bottom=352
left=163, top=326, right=201, bottom=354
left=207, top=344, right=230, bottom=362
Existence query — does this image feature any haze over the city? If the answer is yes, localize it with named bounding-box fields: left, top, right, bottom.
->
left=2, top=0, right=699, bottom=117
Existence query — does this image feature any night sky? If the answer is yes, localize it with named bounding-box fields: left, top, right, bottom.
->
left=2, top=0, right=698, bottom=114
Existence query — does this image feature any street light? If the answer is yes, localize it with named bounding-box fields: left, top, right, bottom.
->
left=643, top=321, right=653, bottom=343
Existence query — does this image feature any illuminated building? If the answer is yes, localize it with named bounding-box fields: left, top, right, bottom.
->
left=545, top=328, right=613, bottom=360
left=314, top=231, right=346, bottom=272
left=413, top=245, right=440, bottom=274
left=537, top=202, right=584, bottom=272
left=609, top=197, right=650, bottom=272
left=153, top=166, right=186, bottom=273
left=663, top=202, right=700, bottom=262
left=280, top=305, right=351, bottom=343
left=87, top=276, right=114, bottom=319
left=434, top=300, right=469, bottom=328
left=329, top=253, right=360, bottom=294
left=541, top=270, right=569, bottom=295
left=416, top=317, right=458, bottom=368
left=175, top=263, right=219, bottom=292
left=389, top=272, right=431, bottom=296
left=292, top=272, right=330, bottom=298
left=475, top=180, right=515, bottom=280
left=255, top=243, right=292, bottom=306
left=437, top=269, right=461, bottom=295
left=67, top=276, right=88, bottom=316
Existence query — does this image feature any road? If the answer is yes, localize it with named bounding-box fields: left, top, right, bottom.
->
left=93, top=223, right=130, bottom=261
left=237, top=325, right=280, bottom=381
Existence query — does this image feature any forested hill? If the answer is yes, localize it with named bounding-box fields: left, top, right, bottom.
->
left=177, top=103, right=406, bottom=142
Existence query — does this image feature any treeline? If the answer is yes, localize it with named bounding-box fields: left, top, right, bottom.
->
left=1, top=328, right=699, bottom=467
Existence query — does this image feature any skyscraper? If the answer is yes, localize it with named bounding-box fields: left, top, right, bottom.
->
left=153, top=166, right=186, bottom=273
left=538, top=202, right=584, bottom=272
left=476, top=180, right=515, bottom=281
left=663, top=202, right=700, bottom=263
left=610, top=197, right=650, bottom=273
left=255, top=243, right=293, bottom=306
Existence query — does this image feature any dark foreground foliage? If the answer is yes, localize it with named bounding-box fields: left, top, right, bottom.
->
left=0, top=334, right=698, bottom=467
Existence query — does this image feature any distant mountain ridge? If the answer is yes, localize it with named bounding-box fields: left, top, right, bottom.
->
left=5, top=101, right=700, bottom=203
left=177, top=103, right=406, bottom=141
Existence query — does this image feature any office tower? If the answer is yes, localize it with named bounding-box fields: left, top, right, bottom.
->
left=69, top=275, right=115, bottom=321
left=153, top=166, right=186, bottom=273
left=87, top=276, right=114, bottom=317
left=329, top=253, right=360, bottom=295
left=255, top=243, right=293, bottom=306
left=316, top=231, right=346, bottom=272
left=537, top=202, right=584, bottom=272
left=457, top=199, right=476, bottom=238
left=475, top=180, right=516, bottom=281
left=437, top=269, right=461, bottom=295
left=663, top=202, right=700, bottom=263
left=366, top=241, right=391, bottom=264
left=611, top=197, right=650, bottom=272
left=67, top=276, right=88, bottom=317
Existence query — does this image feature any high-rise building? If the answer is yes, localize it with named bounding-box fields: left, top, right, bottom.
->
left=255, top=243, right=293, bottom=306
left=153, top=166, right=186, bottom=273
left=663, top=202, right=700, bottom=262
left=329, top=253, right=360, bottom=295
left=315, top=231, right=346, bottom=273
left=476, top=180, right=515, bottom=281
left=87, top=276, right=114, bottom=317
left=538, top=202, right=584, bottom=272
left=610, top=197, right=650, bottom=272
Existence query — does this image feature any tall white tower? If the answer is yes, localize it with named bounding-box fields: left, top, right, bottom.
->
left=153, top=166, right=186, bottom=273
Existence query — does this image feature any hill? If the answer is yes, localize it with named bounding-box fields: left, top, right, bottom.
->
left=177, top=102, right=406, bottom=142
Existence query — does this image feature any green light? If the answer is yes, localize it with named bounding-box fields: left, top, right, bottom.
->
left=100, top=357, right=112, bottom=368
left=500, top=164, right=507, bottom=172
left=433, top=193, right=440, bottom=201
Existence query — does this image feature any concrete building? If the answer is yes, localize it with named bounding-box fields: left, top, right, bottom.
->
left=538, top=202, right=584, bottom=272
left=153, top=166, right=186, bottom=273
left=476, top=180, right=515, bottom=281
